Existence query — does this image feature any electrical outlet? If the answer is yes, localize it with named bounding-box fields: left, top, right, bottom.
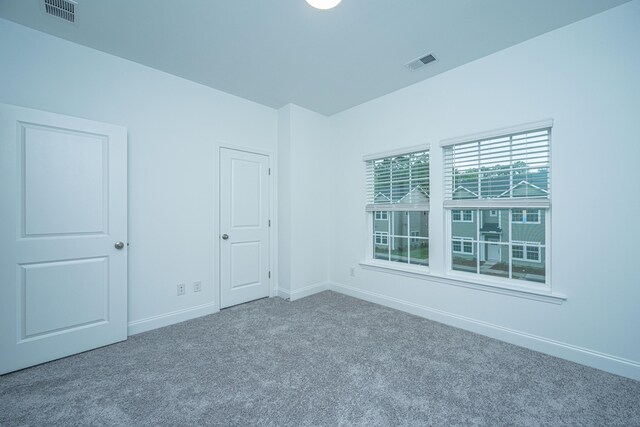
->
left=177, top=283, right=186, bottom=296
left=350, top=267, right=356, bottom=277
left=193, top=281, right=202, bottom=292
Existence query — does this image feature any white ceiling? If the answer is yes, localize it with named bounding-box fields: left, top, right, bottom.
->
left=0, top=0, right=631, bottom=115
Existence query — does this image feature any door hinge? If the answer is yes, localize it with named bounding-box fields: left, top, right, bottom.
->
left=268, top=219, right=271, bottom=227
left=268, top=168, right=271, bottom=175
left=268, top=271, right=271, bottom=278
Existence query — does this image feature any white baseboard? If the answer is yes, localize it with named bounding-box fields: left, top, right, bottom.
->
left=328, top=282, right=640, bottom=381
left=128, top=302, right=219, bottom=336
left=278, top=281, right=330, bottom=301
left=277, top=287, right=290, bottom=300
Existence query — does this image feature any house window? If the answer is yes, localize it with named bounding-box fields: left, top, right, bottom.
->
left=365, top=149, right=430, bottom=267
left=512, top=209, right=540, bottom=224
left=374, top=211, right=388, bottom=220
left=512, top=241, right=542, bottom=263
left=443, top=124, right=550, bottom=285
left=527, top=245, right=540, bottom=261
left=452, top=237, right=474, bottom=254
left=374, top=231, right=389, bottom=245
left=452, top=210, right=473, bottom=222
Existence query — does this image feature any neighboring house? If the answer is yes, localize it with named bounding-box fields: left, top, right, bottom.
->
left=451, top=181, right=546, bottom=270
left=373, top=185, right=429, bottom=265
left=452, top=185, right=478, bottom=200
left=373, top=192, right=391, bottom=204
left=397, top=185, right=429, bottom=204
left=452, top=171, right=549, bottom=199
left=373, top=181, right=546, bottom=272
left=498, top=180, right=548, bottom=199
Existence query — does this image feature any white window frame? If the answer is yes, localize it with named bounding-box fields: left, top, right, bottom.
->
left=442, top=120, right=552, bottom=290
left=490, top=210, right=498, bottom=217
left=512, top=209, right=541, bottom=224
left=512, top=240, right=542, bottom=263
left=363, top=145, right=430, bottom=271
left=359, top=122, right=564, bottom=303
left=452, top=209, right=474, bottom=222
left=452, top=236, right=474, bottom=255
left=374, top=231, right=389, bottom=246
left=374, top=211, right=388, bottom=221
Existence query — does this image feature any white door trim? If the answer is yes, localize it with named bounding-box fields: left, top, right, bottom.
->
left=213, top=143, right=276, bottom=311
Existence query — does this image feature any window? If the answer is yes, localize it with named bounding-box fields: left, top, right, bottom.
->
left=527, top=245, right=540, bottom=261
left=452, top=209, right=473, bottom=222
left=443, top=123, right=550, bottom=285
left=512, top=209, right=540, bottom=224
left=374, top=211, right=388, bottom=220
left=512, top=241, right=541, bottom=262
left=512, top=243, right=524, bottom=260
left=452, top=237, right=474, bottom=254
left=365, top=149, right=429, bottom=267
left=374, top=231, right=389, bottom=245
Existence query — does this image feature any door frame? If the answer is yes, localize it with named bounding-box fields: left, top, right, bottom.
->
left=214, top=143, right=276, bottom=311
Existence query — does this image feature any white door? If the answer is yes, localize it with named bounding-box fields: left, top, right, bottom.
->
left=0, top=104, right=128, bottom=375
left=487, top=241, right=500, bottom=261
left=219, top=148, right=270, bottom=308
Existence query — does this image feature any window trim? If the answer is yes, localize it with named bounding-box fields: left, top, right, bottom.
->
left=359, top=260, right=565, bottom=305
left=440, top=119, right=553, bottom=148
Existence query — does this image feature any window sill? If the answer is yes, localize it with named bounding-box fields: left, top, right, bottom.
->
left=358, top=261, right=566, bottom=305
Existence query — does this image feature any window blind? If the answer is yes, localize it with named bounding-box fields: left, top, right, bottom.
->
left=443, top=127, right=550, bottom=209
left=365, top=150, right=429, bottom=212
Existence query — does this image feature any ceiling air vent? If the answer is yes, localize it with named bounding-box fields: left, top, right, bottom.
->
left=44, top=0, right=77, bottom=23
left=405, top=53, right=436, bottom=71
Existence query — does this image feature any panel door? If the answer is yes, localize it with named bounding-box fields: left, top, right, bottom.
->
left=488, top=243, right=501, bottom=261
left=219, top=148, right=270, bottom=309
left=0, top=104, right=128, bottom=374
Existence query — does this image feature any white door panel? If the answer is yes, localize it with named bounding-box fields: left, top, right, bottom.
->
left=23, top=125, right=107, bottom=235
left=0, top=104, right=128, bottom=374
left=220, top=148, right=270, bottom=308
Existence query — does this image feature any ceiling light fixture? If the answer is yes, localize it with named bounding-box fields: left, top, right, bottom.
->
left=306, top=0, right=342, bottom=10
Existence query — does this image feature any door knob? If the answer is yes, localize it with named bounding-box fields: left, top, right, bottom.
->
left=221, top=234, right=229, bottom=240
left=114, top=241, right=125, bottom=250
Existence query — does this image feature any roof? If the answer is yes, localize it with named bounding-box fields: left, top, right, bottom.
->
left=398, top=185, right=429, bottom=204
left=452, top=186, right=478, bottom=199
left=480, top=223, right=503, bottom=233
left=498, top=180, right=549, bottom=198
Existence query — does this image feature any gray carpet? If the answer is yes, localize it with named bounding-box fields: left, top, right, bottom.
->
left=1, top=291, right=639, bottom=426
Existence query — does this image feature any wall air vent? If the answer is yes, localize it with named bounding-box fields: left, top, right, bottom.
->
left=404, top=53, right=436, bottom=71
left=44, top=0, right=77, bottom=23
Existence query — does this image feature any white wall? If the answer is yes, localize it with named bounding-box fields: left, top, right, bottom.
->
left=278, top=104, right=331, bottom=299
left=327, top=1, right=640, bottom=379
left=0, top=18, right=278, bottom=333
